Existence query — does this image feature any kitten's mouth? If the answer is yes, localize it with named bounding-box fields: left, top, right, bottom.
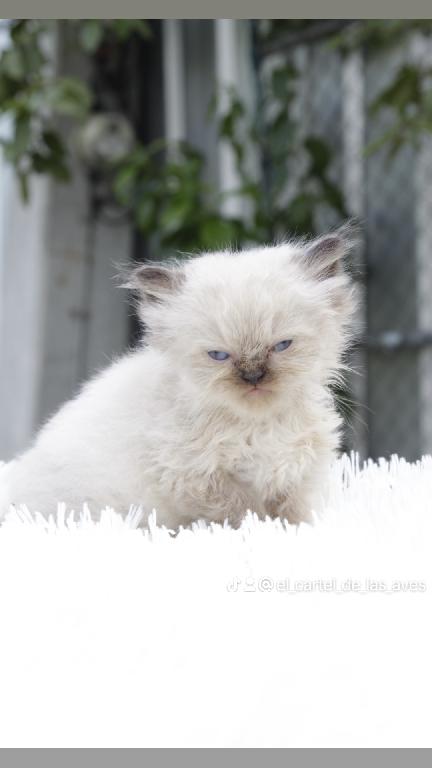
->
left=245, top=385, right=273, bottom=396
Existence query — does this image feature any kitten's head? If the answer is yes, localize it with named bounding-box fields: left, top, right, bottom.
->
left=127, top=225, right=359, bottom=416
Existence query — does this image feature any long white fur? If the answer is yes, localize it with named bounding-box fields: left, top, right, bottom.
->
left=0, top=454, right=431, bottom=747
left=0, top=231, right=358, bottom=527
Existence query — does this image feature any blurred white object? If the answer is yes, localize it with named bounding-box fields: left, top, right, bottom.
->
left=0, top=453, right=431, bottom=747
left=77, top=113, right=135, bottom=168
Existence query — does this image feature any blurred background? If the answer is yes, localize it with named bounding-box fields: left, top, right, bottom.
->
left=1, top=18, right=432, bottom=462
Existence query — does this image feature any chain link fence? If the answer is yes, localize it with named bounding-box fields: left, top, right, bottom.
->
left=255, top=25, right=432, bottom=461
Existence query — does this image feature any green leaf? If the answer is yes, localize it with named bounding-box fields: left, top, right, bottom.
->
left=136, top=198, right=156, bottom=231
left=31, top=150, right=70, bottom=180
left=79, top=21, right=105, bottom=53
left=219, top=98, right=244, bottom=141
left=271, top=64, right=297, bottom=101
left=9, top=20, right=29, bottom=44
left=283, top=193, right=316, bottom=235
left=199, top=217, right=239, bottom=249
left=2, top=115, right=31, bottom=163
left=370, top=65, right=421, bottom=116
left=160, top=197, right=193, bottom=234
left=46, top=78, right=91, bottom=118
left=364, top=123, right=406, bottom=158
left=111, top=20, right=152, bottom=41
left=17, top=170, right=29, bottom=202
left=23, top=41, right=45, bottom=73
left=266, top=109, right=296, bottom=158
left=113, top=164, right=138, bottom=204
left=42, top=129, right=65, bottom=157
left=304, top=136, right=332, bottom=175
left=320, top=179, right=347, bottom=216
left=14, top=114, right=31, bottom=156
left=237, top=180, right=260, bottom=201
left=1, top=48, right=26, bottom=80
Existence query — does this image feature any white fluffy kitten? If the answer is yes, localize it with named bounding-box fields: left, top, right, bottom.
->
left=1, top=227, right=357, bottom=528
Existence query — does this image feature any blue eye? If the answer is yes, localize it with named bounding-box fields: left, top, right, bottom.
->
left=273, top=340, right=292, bottom=352
left=208, top=350, right=230, bottom=361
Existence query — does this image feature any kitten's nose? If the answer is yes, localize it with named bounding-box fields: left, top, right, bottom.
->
left=240, top=369, right=266, bottom=385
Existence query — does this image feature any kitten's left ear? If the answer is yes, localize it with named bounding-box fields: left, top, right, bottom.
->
left=304, top=222, right=358, bottom=280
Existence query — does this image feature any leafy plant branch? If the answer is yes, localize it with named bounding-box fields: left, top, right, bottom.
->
left=2, top=19, right=432, bottom=249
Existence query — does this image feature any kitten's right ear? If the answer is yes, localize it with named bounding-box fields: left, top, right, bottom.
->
left=124, top=262, right=185, bottom=303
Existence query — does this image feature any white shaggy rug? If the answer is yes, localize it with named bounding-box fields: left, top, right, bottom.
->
left=0, top=453, right=431, bottom=748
